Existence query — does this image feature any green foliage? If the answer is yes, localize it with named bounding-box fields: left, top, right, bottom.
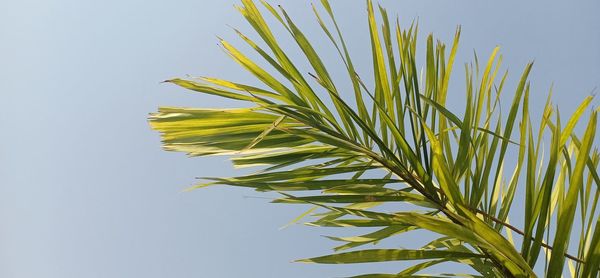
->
left=149, top=0, right=600, bottom=276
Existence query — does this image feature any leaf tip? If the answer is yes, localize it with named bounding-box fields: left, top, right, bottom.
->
left=294, top=258, right=313, bottom=264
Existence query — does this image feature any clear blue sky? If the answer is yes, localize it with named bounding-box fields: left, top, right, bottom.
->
left=1, top=0, right=599, bottom=277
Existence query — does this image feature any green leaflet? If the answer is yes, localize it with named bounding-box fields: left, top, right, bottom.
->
left=328, top=225, right=416, bottom=252
left=273, top=193, right=427, bottom=204
left=297, top=249, right=484, bottom=264
left=306, top=219, right=393, bottom=228
left=274, top=192, right=436, bottom=208
left=349, top=274, right=483, bottom=278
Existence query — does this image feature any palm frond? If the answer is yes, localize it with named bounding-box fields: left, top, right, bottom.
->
left=149, top=1, right=599, bottom=277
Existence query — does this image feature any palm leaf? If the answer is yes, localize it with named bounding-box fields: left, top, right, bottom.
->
left=150, top=1, right=599, bottom=277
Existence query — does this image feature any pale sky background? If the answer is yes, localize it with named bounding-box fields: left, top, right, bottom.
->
left=1, top=0, right=599, bottom=277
